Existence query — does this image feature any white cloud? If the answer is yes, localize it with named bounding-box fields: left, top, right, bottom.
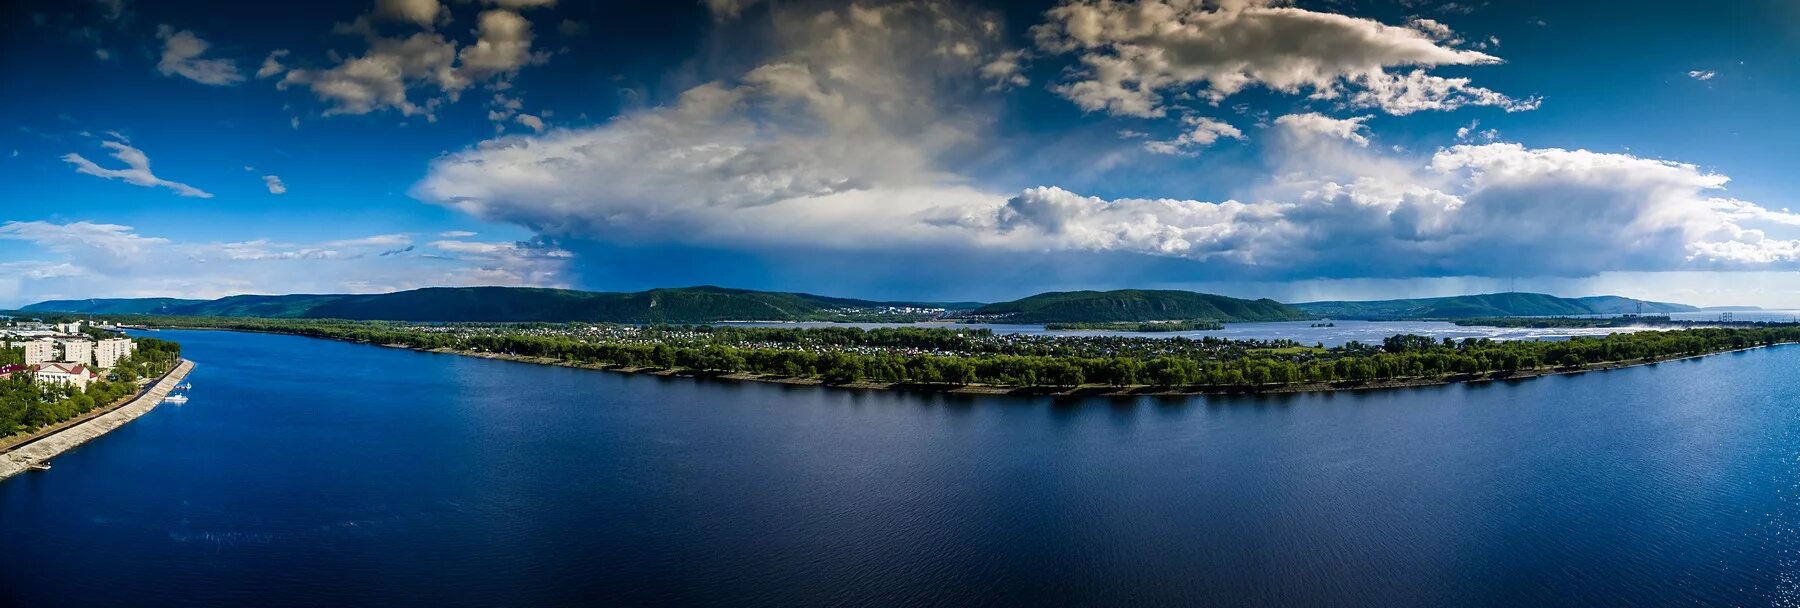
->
left=256, top=49, right=289, bottom=78
left=425, top=238, right=571, bottom=287
left=1347, top=69, right=1540, bottom=115
left=1143, top=115, right=1244, bottom=155
left=458, top=10, right=540, bottom=81
left=438, top=230, right=479, bottom=238
left=61, top=136, right=212, bottom=198
left=417, top=0, right=1017, bottom=243
left=1688, top=69, right=1717, bottom=81
left=279, top=8, right=545, bottom=119
left=0, top=222, right=571, bottom=305
left=979, top=49, right=1031, bottom=89
left=1273, top=112, right=1372, bottom=146
left=513, top=113, right=545, bottom=132
left=281, top=31, right=460, bottom=117
left=375, top=0, right=443, bottom=26
left=0, top=221, right=171, bottom=276
left=263, top=174, right=287, bottom=194
left=156, top=25, right=244, bottom=86
left=1456, top=119, right=1478, bottom=140
left=1031, top=0, right=1531, bottom=117
left=974, top=142, right=1800, bottom=278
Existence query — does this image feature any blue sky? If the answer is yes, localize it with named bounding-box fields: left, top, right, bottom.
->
left=3, top=0, right=1798, bottom=307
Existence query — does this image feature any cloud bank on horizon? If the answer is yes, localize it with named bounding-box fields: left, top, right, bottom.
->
left=3, top=0, right=1798, bottom=306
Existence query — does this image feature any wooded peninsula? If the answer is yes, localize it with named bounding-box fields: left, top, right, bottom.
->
left=73, top=315, right=1800, bottom=394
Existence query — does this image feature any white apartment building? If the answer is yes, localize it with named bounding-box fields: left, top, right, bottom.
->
left=94, top=338, right=136, bottom=369
left=57, top=338, right=94, bottom=366
left=35, top=362, right=96, bottom=391
left=23, top=339, right=56, bottom=366
left=54, top=321, right=83, bottom=334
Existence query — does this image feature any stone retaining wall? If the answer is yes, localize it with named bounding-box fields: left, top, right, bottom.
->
left=0, top=359, right=194, bottom=481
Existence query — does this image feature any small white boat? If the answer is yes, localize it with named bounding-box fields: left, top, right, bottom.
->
left=162, top=394, right=189, bottom=405
left=176, top=383, right=193, bottom=390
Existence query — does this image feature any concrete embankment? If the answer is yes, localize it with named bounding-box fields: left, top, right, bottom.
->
left=0, top=359, right=194, bottom=482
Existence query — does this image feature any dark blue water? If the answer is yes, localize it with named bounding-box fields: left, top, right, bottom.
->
left=4, top=330, right=1798, bottom=607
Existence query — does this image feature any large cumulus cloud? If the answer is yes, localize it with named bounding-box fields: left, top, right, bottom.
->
left=277, top=3, right=547, bottom=119
left=411, top=1, right=1798, bottom=284
left=1031, top=0, right=1537, bottom=117
left=417, top=0, right=1017, bottom=245
left=979, top=138, right=1800, bottom=278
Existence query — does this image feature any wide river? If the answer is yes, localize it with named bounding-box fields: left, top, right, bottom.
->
left=4, top=329, right=1799, bottom=607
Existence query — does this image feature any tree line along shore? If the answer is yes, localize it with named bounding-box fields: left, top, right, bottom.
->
left=68, top=315, right=1800, bottom=393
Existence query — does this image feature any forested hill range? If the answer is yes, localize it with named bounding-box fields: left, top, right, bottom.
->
left=21, top=286, right=983, bottom=324
left=969, top=290, right=1306, bottom=323
left=23, top=287, right=1311, bottom=324
left=20, top=286, right=1705, bottom=324
left=1292, top=292, right=1700, bottom=320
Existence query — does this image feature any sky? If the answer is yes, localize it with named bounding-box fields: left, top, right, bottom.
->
left=2, top=0, right=1799, bottom=308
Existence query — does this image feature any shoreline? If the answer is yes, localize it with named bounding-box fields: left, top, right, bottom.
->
left=396, top=341, right=1791, bottom=398
left=0, top=359, right=194, bottom=481
left=142, top=326, right=1793, bottom=397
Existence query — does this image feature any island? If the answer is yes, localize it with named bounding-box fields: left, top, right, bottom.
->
left=15, top=286, right=1787, bottom=397
left=33, top=314, right=1797, bottom=396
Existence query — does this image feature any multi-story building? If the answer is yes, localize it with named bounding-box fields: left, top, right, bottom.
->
left=34, top=362, right=96, bottom=391
left=23, top=339, right=56, bottom=366
left=95, top=338, right=135, bottom=369
left=57, top=338, right=94, bottom=366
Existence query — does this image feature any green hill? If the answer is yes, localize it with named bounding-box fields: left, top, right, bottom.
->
left=973, top=290, right=1307, bottom=323
left=17, top=297, right=209, bottom=315
left=1292, top=292, right=1699, bottom=320
left=21, top=286, right=977, bottom=323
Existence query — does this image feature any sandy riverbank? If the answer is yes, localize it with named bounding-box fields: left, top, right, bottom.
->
left=0, top=359, right=194, bottom=481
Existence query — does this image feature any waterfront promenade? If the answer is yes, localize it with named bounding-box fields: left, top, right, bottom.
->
left=0, top=359, right=194, bottom=481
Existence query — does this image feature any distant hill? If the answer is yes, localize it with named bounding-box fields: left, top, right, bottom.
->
left=1292, top=292, right=1699, bottom=320
left=22, top=286, right=979, bottom=323
left=24, top=287, right=1708, bottom=324
left=973, top=290, right=1307, bottom=323
left=19, top=297, right=209, bottom=315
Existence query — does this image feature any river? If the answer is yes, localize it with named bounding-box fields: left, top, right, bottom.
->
left=3, top=329, right=1797, bottom=606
